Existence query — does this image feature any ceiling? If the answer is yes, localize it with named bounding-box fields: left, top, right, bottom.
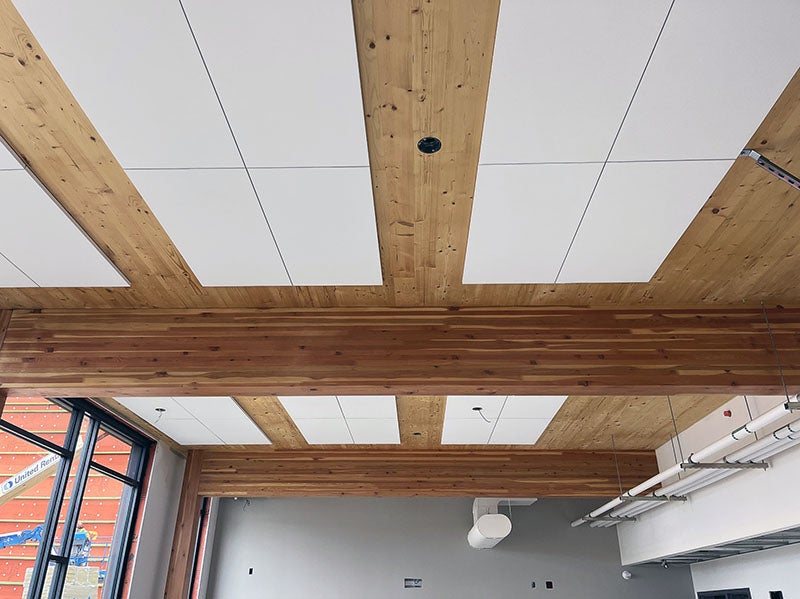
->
left=1, top=0, right=799, bottom=468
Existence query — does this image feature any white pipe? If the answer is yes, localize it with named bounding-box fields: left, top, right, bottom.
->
left=572, top=401, right=793, bottom=527
left=598, top=417, right=800, bottom=526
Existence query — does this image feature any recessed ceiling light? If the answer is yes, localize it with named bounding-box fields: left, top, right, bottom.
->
left=417, top=136, right=442, bottom=154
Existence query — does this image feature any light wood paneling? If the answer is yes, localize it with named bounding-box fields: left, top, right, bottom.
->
left=196, top=448, right=656, bottom=497
left=1, top=307, right=798, bottom=397
left=0, top=309, right=10, bottom=350
left=233, top=396, right=308, bottom=449
left=537, top=395, right=735, bottom=451
left=354, top=0, right=499, bottom=305
left=164, top=449, right=202, bottom=599
left=0, top=3, right=797, bottom=310
left=396, top=395, right=445, bottom=447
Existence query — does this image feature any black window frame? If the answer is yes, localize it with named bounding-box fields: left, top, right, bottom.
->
left=0, top=397, right=152, bottom=599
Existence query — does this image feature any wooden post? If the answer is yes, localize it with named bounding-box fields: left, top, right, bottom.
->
left=164, top=450, right=204, bottom=599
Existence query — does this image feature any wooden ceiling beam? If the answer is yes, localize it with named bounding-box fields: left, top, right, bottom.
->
left=396, top=395, right=445, bottom=447
left=0, top=306, right=798, bottom=397
left=195, top=448, right=656, bottom=497
left=233, top=396, right=309, bottom=449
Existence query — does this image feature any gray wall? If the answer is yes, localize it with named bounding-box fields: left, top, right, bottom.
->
left=205, top=497, right=693, bottom=599
left=128, top=443, right=185, bottom=599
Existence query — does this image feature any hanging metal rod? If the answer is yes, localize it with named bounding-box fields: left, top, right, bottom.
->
left=680, top=461, right=769, bottom=471
left=740, top=149, right=800, bottom=191
left=619, top=494, right=687, bottom=503
left=582, top=516, right=636, bottom=523
left=785, top=401, right=800, bottom=411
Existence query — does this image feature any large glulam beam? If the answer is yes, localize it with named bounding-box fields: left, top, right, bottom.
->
left=197, top=448, right=656, bottom=498
left=0, top=306, right=797, bottom=396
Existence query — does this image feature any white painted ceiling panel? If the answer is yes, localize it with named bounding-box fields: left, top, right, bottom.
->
left=293, top=419, right=353, bottom=445
left=0, top=254, right=34, bottom=287
left=130, top=169, right=289, bottom=286
left=279, top=397, right=342, bottom=420
left=444, top=396, right=507, bottom=420
left=441, top=418, right=494, bottom=445
left=180, top=1, right=367, bottom=168
left=347, top=419, right=400, bottom=445
left=172, top=396, right=245, bottom=421
left=501, top=396, right=568, bottom=419
left=114, top=397, right=192, bottom=423
left=250, top=168, right=381, bottom=286
left=558, top=160, right=733, bottom=283
left=1, top=170, right=128, bottom=287
left=210, top=419, right=271, bottom=445
left=481, top=0, right=671, bottom=163
left=0, top=143, right=20, bottom=170
left=488, top=419, right=551, bottom=445
left=464, top=164, right=601, bottom=284
left=337, top=396, right=397, bottom=420
left=156, top=419, right=223, bottom=446
left=15, top=0, right=239, bottom=168
left=611, top=0, right=800, bottom=161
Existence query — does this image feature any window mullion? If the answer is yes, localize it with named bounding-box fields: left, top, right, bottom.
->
left=47, top=416, right=100, bottom=599
left=25, top=406, right=84, bottom=599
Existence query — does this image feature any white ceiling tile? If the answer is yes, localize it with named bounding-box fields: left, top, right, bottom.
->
left=441, top=419, right=494, bottom=445
left=114, top=397, right=191, bottom=423
left=558, top=160, right=733, bottom=283
left=208, top=418, right=271, bottom=445
left=501, top=396, right=568, bottom=419
left=172, top=396, right=241, bottom=422
left=0, top=171, right=127, bottom=287
left=250, top=168, right=381, bottom=286
left=463, top=164, right=601, bottom=284
left=15, top=0, right=239, bottom=168
left=0, top=142, right=23, bottom=170
left=337, top=396, right=397, bottom=420
left=180, top=1, right=367, bottom=167
left=155, top=418, right=223, bottom=446
left=0, top=253, right=34, bottom=287
left=445, top=396, right=507, bottom=420
left=346, top=419, right=400, bottom=445
left=129, top=169, right=289, bottom=286
left=481, top=0, right=671, bottom=163
left=611, top=0, right=800, bottom=160
left=488, top=419, right=551, bottom=445
left=279, top=397, right=342, bottom=420
left=293, top=419, right=353, bottom=445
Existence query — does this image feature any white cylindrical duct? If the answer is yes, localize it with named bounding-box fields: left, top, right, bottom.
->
left=467, top=514, right=512, bottom=549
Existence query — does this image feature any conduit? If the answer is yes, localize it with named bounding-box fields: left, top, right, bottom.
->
left=572, top=398, right=800, bottom=528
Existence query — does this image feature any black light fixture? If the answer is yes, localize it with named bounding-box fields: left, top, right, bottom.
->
left=417, top=136, right=442, bottom=154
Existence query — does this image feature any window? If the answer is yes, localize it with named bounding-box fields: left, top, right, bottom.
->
left=0, top=398, right=150, bottom=599
left=697, top=590, right=752, bottom=599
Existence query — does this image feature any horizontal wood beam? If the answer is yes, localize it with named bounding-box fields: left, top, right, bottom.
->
left=0, top=307, right=798, bottom=396
left=196, top=449, right=656, bottom=497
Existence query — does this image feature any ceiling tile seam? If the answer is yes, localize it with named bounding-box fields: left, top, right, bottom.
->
left=335, top=396, right=356, bottom=444
left=176, top=0, right=294, bottom=285
left=553, top=0, right=677, bottom=285
left=478, top=158, right=734, bottom=167
left=486, top=396, right=509, bottom=444
left=170, top=396, right=226, bottom=444
left=0, top=249, right=39, bottom=287
left=125, top=165, right=371, bottom=172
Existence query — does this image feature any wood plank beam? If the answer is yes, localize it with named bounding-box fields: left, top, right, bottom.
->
left=233, top=396, right=308, bottom=449
left=396, top=395, right=445, bottom=447
left=196, top=448, right=657, bottom=497
left=164, top=449, right=203, bottom=599
left=537, top=394, right=735, bottom=451
left=1, top=307, right=798, bottom=396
